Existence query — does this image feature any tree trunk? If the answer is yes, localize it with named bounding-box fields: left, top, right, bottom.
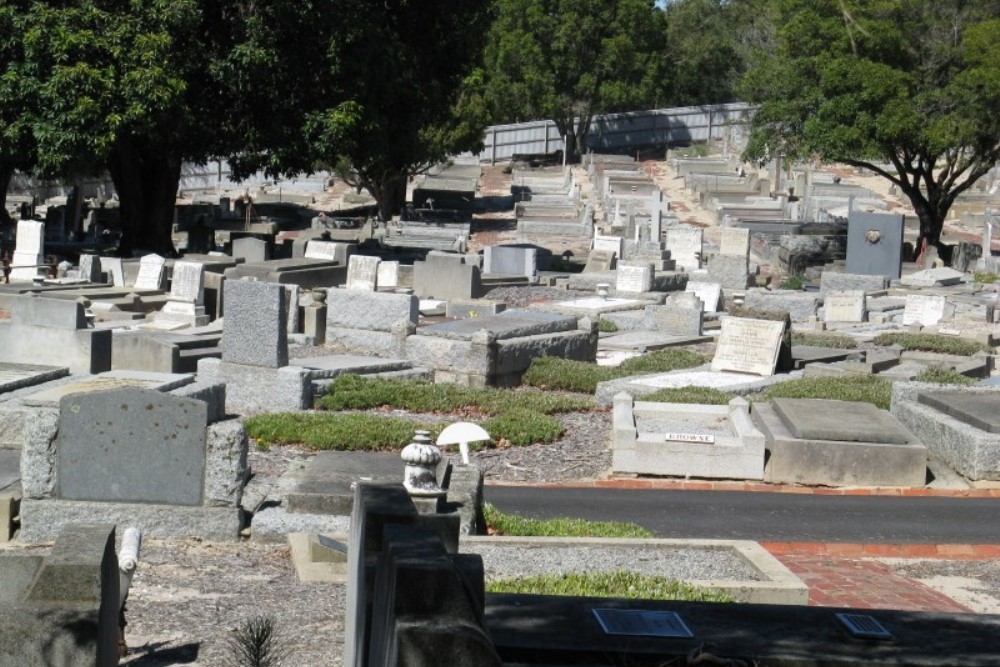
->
left=374, top=173, right=406, bottom=221
left=908, top=190, right=947, bottom=262
left=0, top=164, right=13, bottom=229
left=106, top=137, right=182, bottom=257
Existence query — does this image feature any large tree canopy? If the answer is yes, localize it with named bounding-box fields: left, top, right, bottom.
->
left=484, top=0, right=667, bottom=161
left=0, top=1, right=36, bottom=226
left=741, top=0, right=1000, bottom=253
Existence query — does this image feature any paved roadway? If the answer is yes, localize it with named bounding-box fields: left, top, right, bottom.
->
left=484, top=486, right=1000, bottom=544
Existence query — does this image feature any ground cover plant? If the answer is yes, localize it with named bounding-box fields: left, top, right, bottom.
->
left=913, top=366, right=976, bottom=386
left=244, top=413, right=440, bottom=452
left=872, top=332, right=989, bottom=356
left=641, top=386, right=734, bottom=405
left=791, top=332, right=858, bottom=349
left=758, top=375, right=892, bottom=410
left=523, top=349, right=705, bottom=393
left=484, top=503, right=651, bottom=538
left=486, top=570, right=734, bottom=602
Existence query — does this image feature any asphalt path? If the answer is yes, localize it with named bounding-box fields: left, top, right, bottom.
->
left=484, top=486, right=1000, bottom=544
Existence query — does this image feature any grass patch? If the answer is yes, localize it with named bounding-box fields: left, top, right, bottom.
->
left=914, top=366, right=976, bottom=385
left=759, top=375, right=892, bottom=410
left=597, top=318, right=619, bottom=333
left=779, top=274, right=807, bottom=290
left=872, top=332, right=989, bottom=356
left=791, top=331, right=858, bottom=349
left=244, top=412, right=438, bottom=451
left=523, top=350, right=705, bottom=393
left=974, top=272, right=999, bottom=284
left=641, top=386, right=734, bottom=405
left=482, top=409, right=565, bottom=447
left=486, top=570, right=734, bottom=602
left=484, top=503, right=652, bottom=538
left=317, top=374, right=591, bottom=415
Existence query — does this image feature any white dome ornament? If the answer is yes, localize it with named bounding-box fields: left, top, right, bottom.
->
left=401, top=430, right=446, bottom=498
left=436, top=422, right=491, bottom=465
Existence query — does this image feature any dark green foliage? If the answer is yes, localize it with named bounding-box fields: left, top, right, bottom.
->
left=872, top=333, right=989, bottom=356
left=486, top=570, right=734, bottom=602
left=641, top=386, right=734, bottom=405
left=484, top=503, right=652, bottom=537
left=244, top=413, right=438, bottom=452
left=482, top=409, right=565, bottom=447
left=522, top=350, right=705, bottom=393
left=914, top=366, right=976, bottom=385
left=225, top=615, right=287, bottom=667
left=597, top=319, right=620, bottom=333
left=779, top=274, right=807, bottom=290
left=759, top=375, right=892, bottom=410
left=791, top=332, right=858, bottom=349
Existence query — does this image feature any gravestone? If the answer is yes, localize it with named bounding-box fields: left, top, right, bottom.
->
left=584, top=249, right=616, bottom=273
left=711, top=317, right=785, bottom=376
left=664, top=227, right=703, bottom=272
left=103, top=257, right=125, bottom=287
left=902, top=294, right=954, bottom=326
left=133, top=254, right=166, bottom=290
left=346, top=255, right=381, bottom=291
left=643, top=293, right=702, bottom=335
left=823, top=290, right=866, bottom=323
left=221, top=280, right=287, bottom=367
left=232, top=236, right=270, bottom=263
left=685, top=281, right=721, bottom=312
left=149, top=260, right=209, bottom=328
left=593, top=235, right=624, bottom=257
left=10, top=220, right=45, bottom=282
left=285, top=284, right=300, bottom=334
left=719, top=227, right=750, bottom=257
left=615, top=264, right=652, bottom=293
left=846, top=211, right=905, bottom=278
left=57, top=389, right=208, bottom=505
left=483, top=246, right=536, bottom=278
left=377, top=261, right=400, bottom=288
left=78, top=254, right=101, bottom=283
left=304, top=240, right=340, bottom=261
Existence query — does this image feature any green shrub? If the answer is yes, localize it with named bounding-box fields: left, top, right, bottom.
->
left=872, top=332, right=988, bottom=356
left=244, top=412, right=436, bottom=451
left=484, top=503, right=652, bottom=538
left=914, top=365, right=976, bottom=385
left=791, top=331, right=858, bottom=349
left=317, top=374, right=591, bottom=414
left=641, top=386, right=734, bottom=405
left=482, top=409, right=565, bottom=446
left=779, top=274, right=807, bottom=290
left=759, top=375, right=892, bottom=410
left=486, top=570, right=734, bottom=602
left=597, top=318, right=619, bottom=333
left=523, top=350, right=705, bottom=394
left=974, top=272, right=999, bottom=284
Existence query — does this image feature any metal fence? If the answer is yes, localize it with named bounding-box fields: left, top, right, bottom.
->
left=479, top=102, right=753, bottom=163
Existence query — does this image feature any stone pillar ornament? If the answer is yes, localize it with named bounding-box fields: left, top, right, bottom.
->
left=401, top=430, right=445, bottom=497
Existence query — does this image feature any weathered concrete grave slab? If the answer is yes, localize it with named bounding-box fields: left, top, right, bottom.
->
left=0, top=363, right=69, bottom=394
left=755, top=397, right=926, bottom=487
left=711, top=317, right=785, bottom=376
left=421, top=309, right=576, bottom=340
left=286, top=451, right=404, bottom=515
left=599, top=331, right=710, bottom=353
left=0, top=450, right=18, bottom=491
left=544, top=296, right=650, bottom=317
left=21, top=370, right=193, bottom=407
left=58, top=389, right=207, bottom=505
left=595, top=367, right=801, bottom=407
left=917, top=393, right=1000, bottom=434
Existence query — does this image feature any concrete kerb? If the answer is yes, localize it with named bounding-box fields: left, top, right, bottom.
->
left=461, top=535, right=809, bottom=605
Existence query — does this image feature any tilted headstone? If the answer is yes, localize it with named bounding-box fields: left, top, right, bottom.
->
left=711, top=316, right=785, bottom=376
left=583, top=249, right=615, bottom=273
left=902, top=294, right=954, bottom=326
left=846, top=211, right=905, bottom=278
left=346, top=255, right=381, bottom=291
left=823, top=290, right=866, bottom=323
left=221, top=280, right=288, bottom=367
left=10, top=220, right=45, bottom=281
left=103, top=257, right=125, bottom=287
left=133, top=254, right=166, bottom=290
left=615, top=264, right=652, bottom=293
left=685, top=281, right=722, bottom=312
left=719, top=227, right=750, bottom=257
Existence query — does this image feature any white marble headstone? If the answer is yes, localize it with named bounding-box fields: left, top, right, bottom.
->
left=902, top=294, right=954, bottom=326
left=719, top=227, right=750, bottom=257
left=169, top=261, right=205, bottom=304
left=593, top=235, right=624, bottom=257
left=615, top=264, right=652, bottom=293
left=685, top=281, right=722, bottom=312
left=377, top=261, right=400, bottom=288
left=134, top=254, right=166, bottom=290
left=103, top=257, right=125, bottom=287
left=823, top=290, right=866, bottom=323
left=10, top=220, right=45, bottom=281
left=664, top=227, right=703, bottom=272
left=346, top=255, right=381, bottom=291
left=304, top=240, right=338, bottom=261
left=711, top=316, right=785, bottom=376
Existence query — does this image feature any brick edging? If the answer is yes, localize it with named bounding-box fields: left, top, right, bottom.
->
left=762, top=542, right=1000, bottom=559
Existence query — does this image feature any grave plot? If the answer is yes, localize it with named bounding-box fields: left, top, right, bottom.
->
left=753, top=397, right=927, bottom=487
left=612, top=394, right=765, bottom=481
left=599, top=292, right=712, bottom=356
left=891, top=383, right=1000, bottom=481
left=0, top=295, right=111, bottom=373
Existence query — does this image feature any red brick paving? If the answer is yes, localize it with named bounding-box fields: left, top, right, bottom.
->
left=770, top=552, right=972, bottom=613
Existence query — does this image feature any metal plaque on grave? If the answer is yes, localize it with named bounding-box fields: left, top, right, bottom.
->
left=711, top=317, right=784, bottom=376
left=57, top=388, right=207, bottom=505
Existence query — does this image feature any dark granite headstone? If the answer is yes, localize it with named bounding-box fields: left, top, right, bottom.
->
left=771, top=398, right=914, bottom=444
left=846, top=211, right=905, bottom=278
left=917, top=393, right=1000, bottom=434
left=57, top=388, right=207, bottom=505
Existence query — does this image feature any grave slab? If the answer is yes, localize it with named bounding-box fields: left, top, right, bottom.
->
left=286, top=451, right=405, bottom=515
left=21, top=371, right=193, bottom=407
left=594, top=367, right=802, bottom=407
left=421, top=309, right=576, bottom=341
left=0, top=363, right=70, bottom=394
left=599, top=332, right=710, bottom=352
left=771, top=398, right=914, bottom=444
left=916, top=393, right=1000, bottom=434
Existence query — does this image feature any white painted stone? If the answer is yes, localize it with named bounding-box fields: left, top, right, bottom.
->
left=711, top=317, right=785, bottom=376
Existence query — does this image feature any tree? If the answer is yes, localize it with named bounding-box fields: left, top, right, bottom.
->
left=484, top=0, right=667, bottom=161
left=741, top=0, right=1000, bottom=254
left=0, top=1, right=36, bottom=227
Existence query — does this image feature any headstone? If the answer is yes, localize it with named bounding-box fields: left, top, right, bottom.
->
left=482, top=246, right=537, bottom=278
left=664, top=227, right=703, bottom=272
left=168, top=261, right=205, bottom=303
left=583, top=249, right=615, bottom=273
left=57, top=388, right=207, bottom=505
left=643, top=293, right=702, bottom=335
left=78, top=254, right=101, bottom=283
left=593, top=235, right=624, bottom=257
left=133, top=254, right=166, bottom=290
left=719, top=227, right=750, bottom=257
left=711, top=317, right=785, bottom=376
left=685, top=281, right=721, bottom=312
left=304, top=240, right=339, bottom=261
left=10, top=220, right=44, bottom=281
left=103, top=257, right=125, bottom=287
left=823, top=290, right=866, bottom=323
left=221, top=281, right=287, bottom=367
left=902, top=294, right=954, bottom=326
left=232, top=236, right=270, bottom=263
left=846, top=211, right=905, bottom=278
left=376, top=261, right=400, bottom=288
left=615, top=264, right=652, bottom=293
left=346, top=255, right=381, bottom=291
